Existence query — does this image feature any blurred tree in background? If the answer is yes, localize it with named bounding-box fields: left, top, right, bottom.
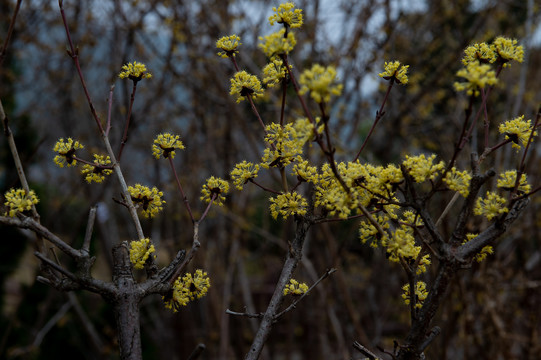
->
left=1, top=0, right=540, bottom=359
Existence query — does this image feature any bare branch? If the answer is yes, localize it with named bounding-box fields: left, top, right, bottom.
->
left=1, top=216, right=81, bottom=259
left=225, top=309, right=264, bottom=319
left=353, top=341, right=378, bottom=360
left=274, top=268, right=336, bottom=321
left=82, top=206, right=97, bottom=254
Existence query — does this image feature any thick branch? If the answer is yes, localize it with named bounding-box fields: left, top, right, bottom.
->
left=245, top=216, right=311, bottom=360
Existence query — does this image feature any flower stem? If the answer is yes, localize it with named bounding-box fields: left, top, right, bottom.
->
left=168, top=156, right=195, bottom=224
left=118, top=82, right=138, bottom=161
left=354, top=79, right=394, bottom=161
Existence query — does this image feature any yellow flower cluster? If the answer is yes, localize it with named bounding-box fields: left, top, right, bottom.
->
left=474, top=191, right=508, bottom=220
left=402, top=154, right=445, bottom=183
left=230, top=161, right=260, bottom=190
left=164, top=269, right=211, bottom=312
left=269, top=2, right=303, bottom=28
left=383, top=227, right=421, bottom=263
left=81, top=154, right=113, bottom=184
left=492, top=36, right=524, bottom=66
left=216, top=34, right=242, bottom=58
left=283, top=278, right=308, bottom=296
left=461, top=36, right=523, bottom=68
left=118, top=61, right=152, bottom=81
left=462, top=42, right=496, bottom=65
left=378, top=60, right=409, bottom=85
left=152, top=133, right=185, bottom=159
left=299, top=64, right=343, bottom=103
left=497, top=170, right=531, bottom=194
left=3, top=188, right=39, bottom=217
left=291, top=160, right=318, bottom=183
left=359, top=213, right=391, bottom=248
left=258, top=29, right=297, bottom=59
left=463, top=234, right=494, bottom=263
left=315, top=161, right=402, bottom=219
left=443, top=167, right=472, bottom=197
left=262, top=58, right=291, bottom=88
left=416, top=254, right=432, bottom=275
left=498, top=115, right=537, bottom=151
left=401, top=281, right=428, bottom=309
left=269, top=191, right=308, bottom=219
left=200, top=176, right=229, bottom=206
left=229, top=71, right=264, bottom=103
left=453, top=62, right=498, bottom=97
left=129, top=238, right=156, bottom=270
left=128, top=184, right=165, bottom=218
left=261, top=122, right=306, bottom=168
left=53, top=137, right=84, bottom=167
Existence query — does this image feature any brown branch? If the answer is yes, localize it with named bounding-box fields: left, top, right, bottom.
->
left=0, top=0, right=22, bottom=67
left=244, top=216, right=311, bottom=360
left=225, top=309, right=264, bottom=319
left=82, top=206, right=97, bottom=254
left=353, top=341, right=378, bottom=360
left=1, top=216, right=81, bottom=259
left=274, top=268, right=336, bottom=321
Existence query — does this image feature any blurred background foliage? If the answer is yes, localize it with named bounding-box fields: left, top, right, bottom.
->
left=1, top=0, right=540, bottom=359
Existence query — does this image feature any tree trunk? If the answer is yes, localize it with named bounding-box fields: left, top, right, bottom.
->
left=112, top=243, right=143, bottom=360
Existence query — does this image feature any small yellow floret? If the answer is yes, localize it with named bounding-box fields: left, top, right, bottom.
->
left=216, top=35, right=241, bottom=58
left=283, top=278, right=308, bottom=296
left=258, top=29, right=297, bottom=58
left=81, top=154, right=113, bottom=184
left=152, top=133, right=185, bottom=159
left=454, top=62, right=498, bottom=97
left=269, top=2, right=303, bottom=29
left=498, top=115, right=537, bottom=151
left=497, top=170, right=531, bottom=194
left=128, top=184, right=165, bottom=218
left=229, top=71, right=264, bottom=103
left=3, top=188, right=39, bottom=217
left=230, top=161, right=260, bottom=190
left=402, top=154, right=445, bottom=183
left=474, top=191, right=508, bottom=220
left=129, top=238, right=156, bottom=270
left=262, top=58, right=291, bottom=88
left=299, top=64, right=343, bottom=103
left=401, top=281, right=428, bottom=309
left=443, top=167, right=472, bottom=197
left=462, top=42, right=496, bottom=65
left=492, top=36, right=524, bottom=67
left=118, top=61, right=152, bottom=81
left=163, top=269, right=211, bottom=312
left=53, top=137, right=84, bottom=168
left=269, top=191, right=308, bottom=219
left=379, top=61, right=409, bottom=85
left=200, top=176, right=229, bottom=206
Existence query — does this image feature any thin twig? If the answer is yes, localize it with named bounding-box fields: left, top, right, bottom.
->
left=199, top=193, right=217, bottom=223
left=168, top=156, right=195, bottom=224
left=82, top=206, right=97, bottom=254
left=1, top=101, right=40, bottom=220
left=354, top=79, right=394, bottom=161
left=32, top=302, right=72, bottom=349
left=225, top=309, right=264, bottom=319
left=58, top=0, right=105, bottom=134
left=118, top=81, right=138, bottom=161
left=169, top=222, right=201, bottom=285
left=105, top=85, right=115, bottom=136
left=435, top=191, right=460, bottom=228
left=353, top=341, right=378, bottom=360
left=186, top=343, right=206, bottom=360
left=0, top=0, right=22, bottom=67
left=274, top=268, right=336, bottom=321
